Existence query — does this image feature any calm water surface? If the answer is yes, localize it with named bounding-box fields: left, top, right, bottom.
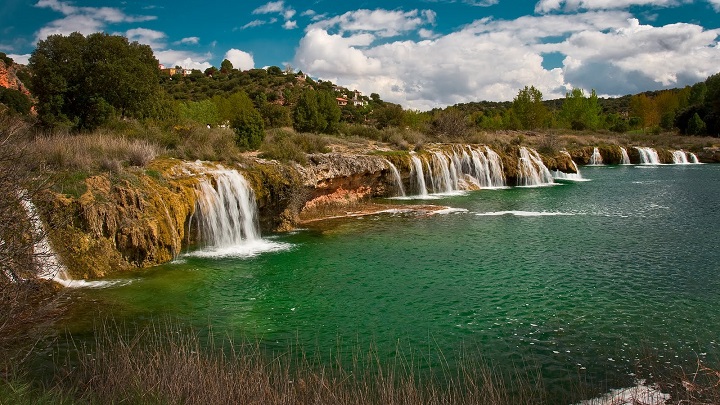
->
left=64, top=164, right=720, bottom=394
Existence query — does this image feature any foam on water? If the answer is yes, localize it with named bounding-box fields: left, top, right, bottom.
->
left=575, top=380, right=669, bottom=405
left=185, top=239, right=292, bottom=259
left=433, top=207, right=469, bottom=215
left=475, top=211, right=576, bottom=217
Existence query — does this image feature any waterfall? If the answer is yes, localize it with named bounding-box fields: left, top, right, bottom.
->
left=430, top=151, right=459, bottom=193
left=671, top=150, right=701, bottom=165
left=620, top=147, right=631, bottom=165
left=21, top=196, right=120, bottom=288
left=517, top=147, right=555, bottom=187
left=190, top=167, right=289, bottom=258
left=589, top=147, right=603, bottom=165
left=635, top=147, right=660, bottom=165
left=194, top=169, right=260, bottom=248
left=410, top=155, right=429, bottom=196
left=384, top=159, right=406, bottom=197
left=406, top=146, right=506, bottom=196
left=672, top=150, right=690, bottom=164
left=448, top=145, right=505, bottom=189
left=553, top=151, right=585, bottom=181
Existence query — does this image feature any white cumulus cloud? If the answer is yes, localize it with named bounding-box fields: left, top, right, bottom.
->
left=155, top=49, right=213, bottom=70
left=179, top=36, right=200, bottom=45
left=34, top=0, right=155, bottom=43
left=309, top=9, right=436, bottom=38
left=126, top=28, right=166, bottom=49
left=224, top=49, right=255, bottom=71
left=7, top=54, right=31, bottom=65
left=294, top=9, right=720, bottom=110
left=535, top=0, right=694, bottom=13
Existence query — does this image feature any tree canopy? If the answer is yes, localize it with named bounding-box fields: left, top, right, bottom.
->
left=29, top=32, right=162, bottom=129
left=512, top=86, right=547, bottom=130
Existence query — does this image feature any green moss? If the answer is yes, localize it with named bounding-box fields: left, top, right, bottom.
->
left=52, top=170, right=89, bottom=198
left=145, top=169, right=162, bottom=179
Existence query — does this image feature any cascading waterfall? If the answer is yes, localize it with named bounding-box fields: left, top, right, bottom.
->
left=407, top=146, right=506, bottom=196
left=21, top=197, right=70, bottom=284
left=672, top=150, right=690, bottom=164
left=21, top=196, right=118, bottom=288
left=672, top=150, right=701, bottom=165
left=410, top=154, right=429, bottom=196
left=383, top=159, right=406, bottom=197
left=190, top=167, right=289, bottom=258
left=430, top=151, right=459, bottom=193
left=553, top=151, right=585, bottom=181
left=517, top=147, right=555, bottom=187
left=635, top=147, right=660, bottom=165
left=194, top=169, right=260, bottom=248
left=484, top=147, right=506, bottom=188
left=620, top=147, right=631, bottom=165
left=452, top=145, right=506, bottom=189
left=589, top=147, right=604, bottom=165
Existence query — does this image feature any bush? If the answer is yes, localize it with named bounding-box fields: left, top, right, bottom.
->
left=260, top=129, right=330, bottom=164
left=27, top=133, right=164, bottom=172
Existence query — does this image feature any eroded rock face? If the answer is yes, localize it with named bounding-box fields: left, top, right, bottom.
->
left=698, top=147, right=720, bottom=163
left=35, top=145, right=622, bottom=278
left=294, top=153, right=391, bottom=220
left=0, top=60, right=31, bottom=96
left=42, top=162, right=199, bottom=278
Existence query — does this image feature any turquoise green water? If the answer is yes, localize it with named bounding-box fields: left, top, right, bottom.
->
left=65, top=164, right=720, bottom=395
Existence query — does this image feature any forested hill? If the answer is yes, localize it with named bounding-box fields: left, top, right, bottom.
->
left=163, top=59, right=719, bottom=137
left=0, top=32, right=718, bottom=139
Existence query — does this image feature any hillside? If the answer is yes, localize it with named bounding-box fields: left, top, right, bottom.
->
left=0, top=54, right=32, bottom=115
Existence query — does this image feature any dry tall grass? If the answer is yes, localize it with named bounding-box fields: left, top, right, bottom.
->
left=58, top=321, right=549, bottom=405
left=28, top=133, right=162, bottom=173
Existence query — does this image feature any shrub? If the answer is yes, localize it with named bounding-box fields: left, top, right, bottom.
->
left=260, top=129, right=330, bottom=164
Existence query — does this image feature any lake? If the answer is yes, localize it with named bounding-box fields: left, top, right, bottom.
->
left=62, top=163, right=720, bottom=399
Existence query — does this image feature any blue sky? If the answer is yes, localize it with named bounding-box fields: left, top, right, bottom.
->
left=1, top=0, right=719, bottom=109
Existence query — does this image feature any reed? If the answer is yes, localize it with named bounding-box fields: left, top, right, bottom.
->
left=54, top=320, right=547, bottom=405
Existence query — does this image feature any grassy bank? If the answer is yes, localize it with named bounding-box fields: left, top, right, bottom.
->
left=0, top=320, right=718, bottom=404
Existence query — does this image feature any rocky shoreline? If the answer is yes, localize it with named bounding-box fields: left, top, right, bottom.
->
left=37, top=143, right=717, bottom=280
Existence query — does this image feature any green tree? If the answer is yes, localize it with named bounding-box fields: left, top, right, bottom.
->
left=687, top=112, right=706, bottom=135
left=29, top=32, right=161, bottom=129
left=0, top=88, right=32, bottom=115
left=558, top=88, right=602, bottom=130
left=293, top=88, right=322, bottom=132
left=214, top=91, right=264, bottom=149
left=0, top=52, right=13, bottom=65
left=688, top=82, right=707, bottom=106
left=511, top=86, right=547, bottom=130
left=178, top=100, right=220, bottom=125
left=316, top=90, right=341, bottom=133
left=220, top=59, right=233, bottom=73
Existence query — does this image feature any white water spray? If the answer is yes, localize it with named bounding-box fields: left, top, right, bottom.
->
left=21, top=196, right=123, bottom=288
left=635, top=147, right=660, bottom=165
left=672, top=150, right=690, bottom=164
left=671, top=150, right=701, bottom=165
left=620, top=147, right=631, bottom=165
left=190, top=168, right=289, bottom=258
left=589, top=147, right=603, bottom=165
left=553, top=151, right=585, bottom=181
left=517, top=147, right=555, bottom=187
left=194, top=169, right=260, bottom=247
left=384, top=159, right=406, bottom=197
left=410, top=155, right=429, bottom=196
left=430, top=151, right=459, bottom=193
